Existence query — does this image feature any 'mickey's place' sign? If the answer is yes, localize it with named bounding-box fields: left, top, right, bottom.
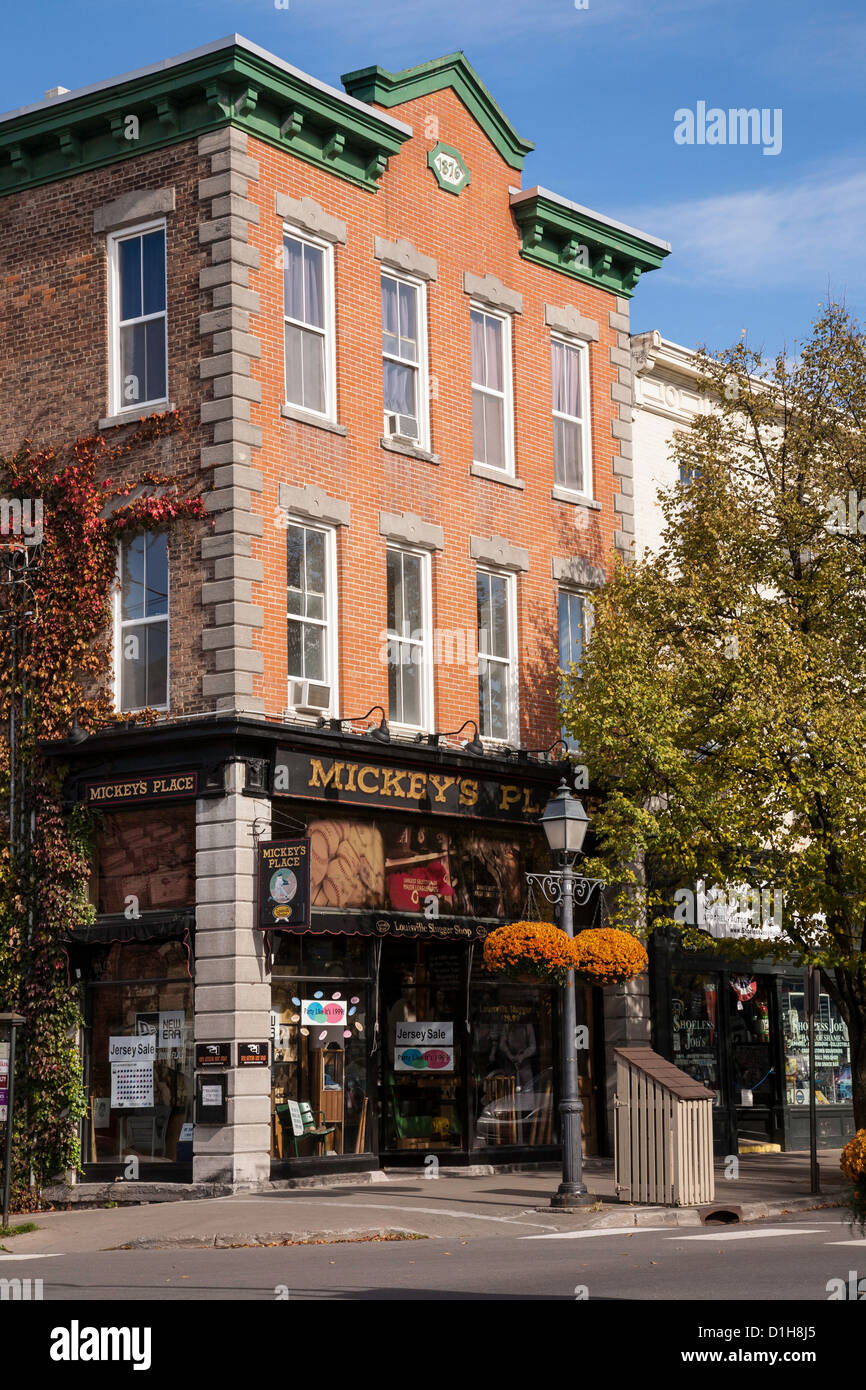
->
left=273, top=750, right=545, bottom=821
left=83, top=770, right=198, bottom=806
left=257, top=838, right=311, bottom=931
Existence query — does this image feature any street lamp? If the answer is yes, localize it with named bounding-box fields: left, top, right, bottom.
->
left=527, top=779, right=601, bottom=1209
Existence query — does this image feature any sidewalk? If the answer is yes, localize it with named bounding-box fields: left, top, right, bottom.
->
left=1, top=1151, right=849, bottom=1256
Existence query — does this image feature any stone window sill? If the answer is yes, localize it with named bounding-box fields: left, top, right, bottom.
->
left=551, top=487, right=602, bottom=509
left=380, top=436, right=440, bottom=465
left=98, top=402, right=176, bottom=430
left=280, top=403, right=348, bottom=436
left=470, top=463, right=525, bottom=490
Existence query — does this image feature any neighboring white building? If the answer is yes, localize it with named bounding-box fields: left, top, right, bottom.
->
left=630, top=330, right=710, bottom=557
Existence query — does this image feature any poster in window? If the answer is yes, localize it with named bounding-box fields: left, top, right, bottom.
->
left=384, top=822, right=455, bottom=914
left=308, top=819, right=384, bottom=908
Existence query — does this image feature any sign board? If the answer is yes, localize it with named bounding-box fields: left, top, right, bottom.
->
left=257, top=838, right=311, bottom=930
left=273, top=749, right=547, bottom=822
left=195, top=1073, right=227, bottom=1125
left=237, top=1042, right=270, bottom=1068
left=83, top=769, right=198, bottom=807
left=302, top=1000, right=348, bottom=1027
left=158, top=1011, right=185, bottom=1052
left=111, top=1058, right=153, bottom=1108
left=427, top=142, right=470, bottom=195
left=109, top=1035, right=156, bottom=1064
left=195, top=1042, right=231, bottom=1069
left=395, top=1022, right=454, bottom=1047
left=394, top=1023, right=455, bottom=1072
left=0, top=1042, right=9, bottom=1124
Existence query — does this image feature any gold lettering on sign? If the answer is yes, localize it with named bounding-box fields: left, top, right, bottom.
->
left=523, top=786, right=540, bottom=814
left=344, top=762, right=358, bottom=792
left=308, top=758, right=339, bottom=790
left=381, top=767, right=407, bottom=799
left=429, top=775, right=456, bottom=803
left=500, top=785, right=521, bottom=811
left=459, top=778, right=478, bottom=808
left=357, top=767, right=380, bottom=794
left=406, top=772, right=427, bottom=802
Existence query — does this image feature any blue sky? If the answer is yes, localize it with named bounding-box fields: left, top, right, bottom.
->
left=5, top=0, right=864, bottom=358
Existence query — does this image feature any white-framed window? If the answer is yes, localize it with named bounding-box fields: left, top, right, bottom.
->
left=386, top=545, right=432, bottom=730
left=283, top=230, right=336, bottom=419
left=471, top=305, right=513, bottom=473
left=114, top=532, right=169, bottom=712
left=381, top=270, right=429, bottom=448
left=551, top=335, right=592, bottom=495
left=476, top=568, right=518, bottom=742
left=287, top=521, right=338, bottom=715
left=558, top=588, right=593, bottom=675
left=108, top=221, right=168, bottom=416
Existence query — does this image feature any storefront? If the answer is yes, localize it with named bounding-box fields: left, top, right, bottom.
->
left=52, top=721, right=605, bottom=1183
left=266, top=746, right=603, bottom=1170
left=651, top=932, right=856, bottom=1154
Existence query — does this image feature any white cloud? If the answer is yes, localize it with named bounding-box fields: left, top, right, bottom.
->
left=629, top=163, right=866, bottom=294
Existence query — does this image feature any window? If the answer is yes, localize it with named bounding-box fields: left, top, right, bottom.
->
left=558, top=589, right=593, bottom=676
left=471, top=307, right=513, bottom=472
left=287, top=522, right=336, bottom=712
left=381, top=272, right=427, bottom=446
left=386, top=546, right=431, bottom=729
left=476, top=569, right=516, bottom=742
left=109, top=223, right=168, bottom=415
left=283, top=232, right=335, bottom=418
left=551, top=337, right=591, bottom=494
left=115, top=532, right=169, bottom=711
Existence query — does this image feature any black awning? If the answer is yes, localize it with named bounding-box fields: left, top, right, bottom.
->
left=63, top=910, right=194, bottom=946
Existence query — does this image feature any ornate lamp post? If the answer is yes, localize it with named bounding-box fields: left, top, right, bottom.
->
left=526, top=778, right=602, bottom=1209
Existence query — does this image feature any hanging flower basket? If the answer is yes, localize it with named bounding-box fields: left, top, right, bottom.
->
left=840, top=1129, right=866, bottom=1231
left=483, top=921, right=577, bottom=987
left=572, top=928, right=648, bottom=987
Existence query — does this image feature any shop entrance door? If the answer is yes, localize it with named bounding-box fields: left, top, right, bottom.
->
left=382, top=940, right=467, bottom=1154
left=725, top=976, right=781, bottom=1148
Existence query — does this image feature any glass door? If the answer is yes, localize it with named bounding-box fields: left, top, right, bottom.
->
left=382, top=940, right=466, bottom=1153
left=726, top=975, right=780, bottom=1147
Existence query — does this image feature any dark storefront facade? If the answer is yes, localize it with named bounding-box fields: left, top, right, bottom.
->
left=651, top=933, right=856, bottom=1156
left=52, top=717, right=605, bottom=1184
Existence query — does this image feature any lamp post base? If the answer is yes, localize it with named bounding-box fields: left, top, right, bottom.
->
left=550, top=1182, right=592, bottom=1210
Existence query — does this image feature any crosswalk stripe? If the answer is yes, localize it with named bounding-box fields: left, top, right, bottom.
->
left=523, top=1227, right=673, bottom=1240
left=0, top=1253, right=62, bottom=1261
left=669, top=1227, right=823, bottom=1241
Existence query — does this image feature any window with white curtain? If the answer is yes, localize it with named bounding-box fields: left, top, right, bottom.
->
left=283, top=232, right=334, bottom=418
left=287, top=522, right=335, bottom=688
left=381, top=272, right=427, bottom=446
left=386, top=547, right=431, bottom=729
left=551, top=336, right=592, bottom=495
left=476, top=568, right=516, bottom=742
left=109, top=222, right=168, bottom=415
left=471, top=306, right=513, bottom=472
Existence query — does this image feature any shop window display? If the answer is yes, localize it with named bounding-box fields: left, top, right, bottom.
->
left=84, top=941, right=193, bottom=1165
left=671, top=974, right=722, bottom=1102
left=92, top=805, right=195, bottom=914
left=781, top=978, right=852, bottom=1106
left=471, top=983, right=558, bottom=1147
left=384, top=941, right=464, bottom=1150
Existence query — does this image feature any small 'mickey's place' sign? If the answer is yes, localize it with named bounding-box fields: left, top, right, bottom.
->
left=427, top=142, right=470, bottom=195
left=83, top=769, right=198, bottom=806
left=257, top=838, right=311, bottom=930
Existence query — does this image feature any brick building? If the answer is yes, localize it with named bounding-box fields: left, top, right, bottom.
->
left=0, top=36, right=669, bottom=1185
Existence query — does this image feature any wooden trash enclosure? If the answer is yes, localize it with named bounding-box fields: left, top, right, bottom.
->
left=614, top=1046, right=715, bottom=1206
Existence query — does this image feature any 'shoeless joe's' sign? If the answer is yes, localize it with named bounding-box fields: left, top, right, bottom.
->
left=257, top=838, right=311, bottom=931
left=273, top=749, right=546, bottom=821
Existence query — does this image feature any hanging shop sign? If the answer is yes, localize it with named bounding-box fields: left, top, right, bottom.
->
left=83, top=769, right=198, bottom=807
left=257, top=838, right=311, bottom=930
left=273, top=749, right=546, bottom=822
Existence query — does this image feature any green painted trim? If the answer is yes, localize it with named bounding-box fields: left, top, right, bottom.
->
left=426, top=141, right=470, bottom=195
left=511, top=194, right=670, bottom=298
left=342, top=53, right=533, bottom=171
left=0, top=43, right=409, bottom=198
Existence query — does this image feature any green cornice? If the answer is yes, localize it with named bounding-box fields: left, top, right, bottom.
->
left=342, top=53, right=533, bottom=171
left=0, top=39, right=410, bottom=199
left=511, top=189, right=671, bottom=298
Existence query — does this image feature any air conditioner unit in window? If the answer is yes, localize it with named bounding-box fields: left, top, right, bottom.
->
left=289, top=679, right=331, bottom=714
left=384, top=411, right=419, bottom=441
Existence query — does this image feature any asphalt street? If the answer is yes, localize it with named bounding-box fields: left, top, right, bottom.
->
left=2, top=1208, right=862, bottom=1301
